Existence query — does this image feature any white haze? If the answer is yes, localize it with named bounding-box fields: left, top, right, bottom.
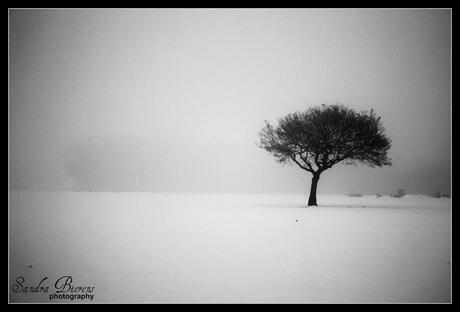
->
left=9, top=9, right=451, bottom=195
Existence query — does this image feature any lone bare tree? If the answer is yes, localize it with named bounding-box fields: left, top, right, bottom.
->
left=258, top=104, right=391, bottom=206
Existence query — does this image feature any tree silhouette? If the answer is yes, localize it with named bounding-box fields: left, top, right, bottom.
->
left=258, top=104, right=391, bottom=206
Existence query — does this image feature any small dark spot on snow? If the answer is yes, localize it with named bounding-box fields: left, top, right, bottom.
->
left=296, top=219, right=298, bottom=222
left=28, top=265, right=33, bottom=270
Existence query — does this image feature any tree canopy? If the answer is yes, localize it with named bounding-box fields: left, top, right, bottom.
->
left=259, top=104, right=391, bottom=174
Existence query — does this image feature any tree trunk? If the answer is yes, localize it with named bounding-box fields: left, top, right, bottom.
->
left=307, top=174, right=320, bottom=206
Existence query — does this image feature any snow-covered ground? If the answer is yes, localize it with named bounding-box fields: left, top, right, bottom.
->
left=9, top=191, right=451, bottom=303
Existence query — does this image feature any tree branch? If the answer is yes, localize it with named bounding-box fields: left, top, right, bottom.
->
left=290, top=154, right=314, bottom=173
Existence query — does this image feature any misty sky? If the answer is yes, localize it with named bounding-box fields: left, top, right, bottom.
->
left=9, top=9, right=451, bottom=195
